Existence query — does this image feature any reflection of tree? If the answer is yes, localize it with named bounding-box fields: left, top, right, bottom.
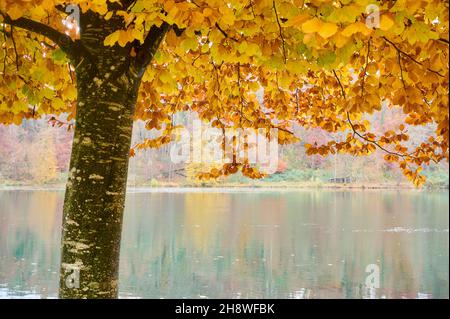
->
left=0, top=190, right=448, bottom=298
left=117, top=191, right=448, bottom=298
left=0, top=191, right=62, bottom=297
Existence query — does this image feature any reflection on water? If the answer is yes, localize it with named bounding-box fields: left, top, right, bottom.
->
left=0, top=189, right=448, bottom=299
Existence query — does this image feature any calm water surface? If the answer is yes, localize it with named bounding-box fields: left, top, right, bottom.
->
left=0, top=189, right=448, bottom=299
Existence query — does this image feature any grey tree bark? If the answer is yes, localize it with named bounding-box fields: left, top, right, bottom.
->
left=57, top=10, right=169, bottom=299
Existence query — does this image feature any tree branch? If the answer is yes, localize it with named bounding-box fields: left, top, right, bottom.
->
left=134, top=22, right=170, bottom=74
left=332, top=69, right=429, bottom=162
left=438, top=37, right=449, bottom=45
left=332, top=69, right=346, bottom=99
left=360, top=39, right=371, bottom=97
left=215, top=23, right=238, bottom=42
left=273, top=0, right=287, bottom=64
left=120, top=0, right=138, bottom=10
left=10, top=26, right=19, bottom=71
left=382, top=36, right=445, bottom=77
left=0, top=11, right=77, bottom=58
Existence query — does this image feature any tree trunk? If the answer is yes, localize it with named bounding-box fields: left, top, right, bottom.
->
left=59, top=65, right=140, bottom=298
left=57, top=9, right=168, bottom=299
left=58, top=14, right=139, bottom=299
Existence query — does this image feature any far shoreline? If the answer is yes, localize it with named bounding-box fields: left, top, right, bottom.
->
left=0, top=182, right=448, bottom=192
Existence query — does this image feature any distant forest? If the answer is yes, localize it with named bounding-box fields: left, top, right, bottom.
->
left=1, top=107, right=448, bottom=187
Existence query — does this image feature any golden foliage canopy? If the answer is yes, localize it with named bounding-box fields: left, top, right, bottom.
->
left=0, top=0, right=449, bottom=185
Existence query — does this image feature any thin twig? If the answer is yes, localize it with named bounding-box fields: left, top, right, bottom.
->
left=332, top=69, right=346, bottom=99
left=273, top=0, right=287, bottom=64
left=360, top=39, right=371, bottom=97
left=2, top=24, right=7, bottom=76
left=383, top=36, right=444, bottom=77
left=248, top=0, right=256, bottom=17
left=215, top=23, right=238, bottom=42
left=332, top=69, right=428, bottom=162
left=347, top=112, right=397, bottom=156
left=397, top=50, right=407, bottom=90
left=10, top=26, right=19, bottom=71
left=237, top=63, right=245, bottom=126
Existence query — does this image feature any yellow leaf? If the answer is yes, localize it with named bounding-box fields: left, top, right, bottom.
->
left=104, top=31, right=120, bottom=46
left=286, top=14, right=310, bottom=27
left=333, top=32, right=349, bottom=48
left=302, top=18, right=323, bottom=34
left=341, top=22, right=371, bottom=37
left=318, top=22, right=338, bottom=38
left=118, top=30, right=131, bottom=47
left=8, top=5, right=23, bottom=20
left=203, top=8, right=213, bottom=17
left=52, top=98, right=65, bottom=110
left=132, top=28, right=144, bottom=43
left=105, top=11, right=114, bottom=21
left=380, top=15, right=395, bottom=31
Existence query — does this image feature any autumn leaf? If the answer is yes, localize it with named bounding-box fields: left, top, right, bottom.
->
left=318, top=23, right=338, bottom=39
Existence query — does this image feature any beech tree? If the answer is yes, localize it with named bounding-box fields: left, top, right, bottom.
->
left=0, top=0, right=448, bottom=298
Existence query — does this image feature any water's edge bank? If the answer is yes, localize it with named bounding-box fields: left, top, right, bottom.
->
left=1, top=182, right=448, bottom=192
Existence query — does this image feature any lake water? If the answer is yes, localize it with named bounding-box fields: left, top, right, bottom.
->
left=0, top=189, right=448, bottom=299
